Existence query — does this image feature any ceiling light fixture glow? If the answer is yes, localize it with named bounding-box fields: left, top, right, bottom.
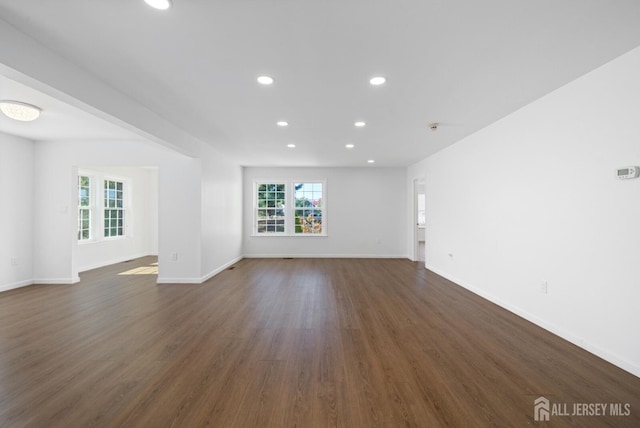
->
left=345, top=144, right=355, bottom=149
left=0, top=100, right=42, bottom=122
left=277, top=121, right=289, bottom=127
left=367, top=159, right=375, bottom=163
left=257, top=76, right=275, bottom=85
left=144, top=0, right=172, bottom=10
left=369, top=76, right=386, bottom=85
left=354, top=121, right=366, bottom=127
left=287, top=144, right=296, bottom=148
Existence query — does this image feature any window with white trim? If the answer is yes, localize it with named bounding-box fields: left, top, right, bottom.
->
left=294, top=182, right=323, bottom=234
left=256, top=183, right=286, bottom=234
left=78, top=175, right=92, bottom=240
left=254, top=180, right=326, bottom=236
left=104, top=179, right=125, bottom=238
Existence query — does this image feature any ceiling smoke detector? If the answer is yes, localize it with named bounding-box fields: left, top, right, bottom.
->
left=428, top=122, right=439, bottom=131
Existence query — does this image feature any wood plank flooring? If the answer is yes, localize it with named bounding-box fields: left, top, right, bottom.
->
left=1, top=257, right=638, bottom=427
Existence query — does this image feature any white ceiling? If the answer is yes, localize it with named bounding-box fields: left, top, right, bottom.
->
left=1, top=0, right=640, bottom=166
left=0, top=74, right=143, bottom=142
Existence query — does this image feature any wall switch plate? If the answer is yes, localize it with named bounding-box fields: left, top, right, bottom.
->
left=10, top=258, right=18, bottom=266
left=171, top=252, right=178, bottom=261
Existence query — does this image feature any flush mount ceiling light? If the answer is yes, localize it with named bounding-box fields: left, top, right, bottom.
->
left=0, top=100, right=42, bottom=122
left=277, top=121, right=289, bottom=127
left=287, top=144, right=296, bottom=148
left=345, top=144, right=355, bottom=149
left=367, top=159, right=375, bottom=164
left=354, top=121, right=366, bottom=127
left=257, top=75, right=275, bottom=85
left=144, top=0, right=172, bottom=10
left=369, top=76, right=386, bottom=85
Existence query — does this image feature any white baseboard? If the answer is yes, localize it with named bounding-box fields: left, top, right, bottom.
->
left=157, top=256, right=245, bottom=284
left=78, top=252, right=152, bottom=273
left=156, top=277, right=203, bottom=284
left=0, top=279, right=33, bottom=293
left=426, top=264, right=640, bottom=379
left=200, top=256, right=244, bottom=283
left=31, top=277, right=80, bottom=285
left=243, top=253, right=407, bottom=259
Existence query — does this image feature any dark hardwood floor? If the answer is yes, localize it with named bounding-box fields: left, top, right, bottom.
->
left=0, top=257, right=638, bottom=427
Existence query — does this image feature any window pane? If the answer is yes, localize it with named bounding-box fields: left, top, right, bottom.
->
left=256, top=183, right=286, bottom=233
left=295, top=208, right=323, bottom=234
left=294, top=182, right=323, bottom=230
left=103, top=180, right=124, bottom=237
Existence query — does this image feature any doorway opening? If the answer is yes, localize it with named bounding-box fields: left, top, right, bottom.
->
left=73, top=166, right=159, bottom=278
left=413, top=179, right=425, bottom=263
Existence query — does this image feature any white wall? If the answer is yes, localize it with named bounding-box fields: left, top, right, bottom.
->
left=28, top=138, right=243, bottom=285
left=243, top=167, right=407, bottom=257
left=199, top=142, right=243, bottom=280
left=420, top=46, right=640, bottom=377
left=76, top=166, right=158, bottom=272
left=32, top=139, right=202, bottom=284
left=0, top=132, right=34, bottom=292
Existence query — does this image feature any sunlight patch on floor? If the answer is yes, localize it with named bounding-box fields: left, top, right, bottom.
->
left=119, top=265, right=158, bottom=275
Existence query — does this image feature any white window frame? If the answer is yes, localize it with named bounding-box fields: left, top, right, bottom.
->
left=77, top=175, right=93, bottom=241
left=103, top=178, right=128, bottom=239
left=253, top=179, right=327, bottom=237
left=293, top=181, right=326, bottom=236
left=254, top=181, right=288, bottom=235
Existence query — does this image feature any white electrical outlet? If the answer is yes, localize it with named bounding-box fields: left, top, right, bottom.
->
left=540, top=280, right=548, bottom=294
left=171, top=252, right=178, bottom=261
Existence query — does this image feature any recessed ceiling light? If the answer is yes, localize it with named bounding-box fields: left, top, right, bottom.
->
left=277, top=121, right=289, bottom=127
left=144, top=0, right=172, bottom=10
left=257, top=76, right=275, bottom=85
left=367, top=159, right=375, bottom=164
left=354, top=121, right=366, bottom=127
left=345, top=144, right=355, bottom=149
left=287, top=144, right=296, bottom=148
left=369, top=76, right=386, bottom=85
left=0, top=100, right=42, bottom=122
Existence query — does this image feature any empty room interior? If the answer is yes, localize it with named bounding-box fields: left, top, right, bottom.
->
left=1, top=1, right=639, bottom=426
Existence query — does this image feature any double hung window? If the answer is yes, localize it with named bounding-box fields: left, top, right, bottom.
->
left=78, top=176, right=92, bottom=241
left=104, top=180, right=125, bottom=238
left=77, top=174, right=127, bottom=241
left=254, top=180, right=326, bottom=236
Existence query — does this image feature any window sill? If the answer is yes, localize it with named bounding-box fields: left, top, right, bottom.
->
left=77, top=236, right=128, bottom=245
left=251, top=234, right=328, bottom=238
